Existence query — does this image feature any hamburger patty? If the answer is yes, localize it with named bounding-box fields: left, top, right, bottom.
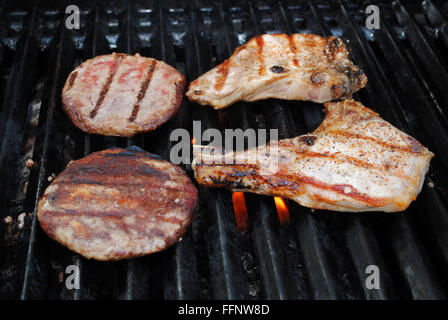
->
left=62, top=53, right=185, bottom=137
left=37, top=147, right=198, bottom=261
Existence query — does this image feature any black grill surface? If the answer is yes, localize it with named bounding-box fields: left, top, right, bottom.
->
left=0, top=0, right=448, bottom=300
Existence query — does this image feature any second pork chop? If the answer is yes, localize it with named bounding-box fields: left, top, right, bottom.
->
left=192, top=100, right=433, bottom=212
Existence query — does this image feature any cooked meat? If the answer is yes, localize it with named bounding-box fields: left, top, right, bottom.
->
left=62, top=53, right=185, bottom=137
left=192, top=100, right=433, bottom=212
left=37, top=147, right=198, bottom=261
left=186, top=33, right=367, bottom=109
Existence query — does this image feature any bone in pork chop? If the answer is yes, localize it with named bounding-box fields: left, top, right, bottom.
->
left=187, top=34, right=367, bottom=109
left=192, top=100, right=433, bottom=212
left=37, top=147, right=198, bottom=261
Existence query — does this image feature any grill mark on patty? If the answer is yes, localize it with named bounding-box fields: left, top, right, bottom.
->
left=299, top=135, right=317, bottom=145
left=129, top=59, right=158, bottom=122
left=42, top=209, right=136, bottom=218
left=46, top=188, right=184, bottom=209
left=66, top=71, right=78, bottom=91
left=255, top=36, right=265, bottom=75
left=90, top=54, right=124, bottom=119
left=156, top=215, right=186, bottom=226
left=43, top=181, right=190, bottom=216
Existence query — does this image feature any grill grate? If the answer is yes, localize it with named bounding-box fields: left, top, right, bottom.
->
left=0, top=0, right=447, bottom=300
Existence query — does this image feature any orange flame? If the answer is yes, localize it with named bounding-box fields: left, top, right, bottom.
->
left=232, top=192, right=248, bottom=233
left=191, top=137, right=196, bottom=145
left=274, top=197, right=290, bottom=225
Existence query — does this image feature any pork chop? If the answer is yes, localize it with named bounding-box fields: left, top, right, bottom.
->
left=192, top=100, right=433, bottom=212
left=37, top=147, right=198, bottom=260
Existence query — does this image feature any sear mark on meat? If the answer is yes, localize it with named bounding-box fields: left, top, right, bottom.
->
left=310, top=71, right=327, bottom=85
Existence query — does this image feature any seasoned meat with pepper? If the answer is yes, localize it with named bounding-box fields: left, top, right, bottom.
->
left=37, top=147, right=198, bottom=261
left=62, top=53, right=185, bottom=137
left=192, top=100, right=433, bottom=212
left=186, top=34, right=367, bottom=109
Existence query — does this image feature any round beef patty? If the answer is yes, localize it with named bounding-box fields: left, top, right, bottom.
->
left=62, top=53, right=185, bottom=137
left=37, top=147, right=198, bottom=261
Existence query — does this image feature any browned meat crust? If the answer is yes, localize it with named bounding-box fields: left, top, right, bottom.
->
left=186, top=33, right=367, bottom=109
left=62, top=53, right=185, bottom=137
left=37, top=147, right=198, bottom=261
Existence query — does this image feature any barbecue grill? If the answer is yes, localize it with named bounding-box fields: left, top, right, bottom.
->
left=0, top=0, right=448, bottom=300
